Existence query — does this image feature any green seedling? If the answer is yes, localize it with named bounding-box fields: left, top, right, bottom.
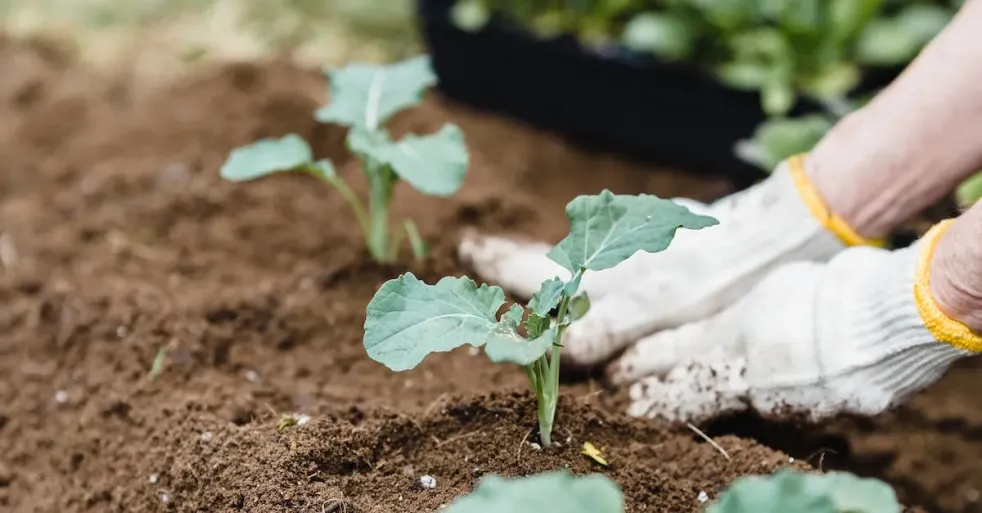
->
left=442, top=468, right=900, bottom=513
left=708, top=469, right=902, bottom=513
left=444, top=470, right=625, bottom=513
left=363, top=191, right=717, bottom=446
left=219, top=55, right=469, bottom=264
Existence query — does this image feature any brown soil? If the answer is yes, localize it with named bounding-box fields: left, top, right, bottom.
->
left=0, top=36, right=978, bottom=513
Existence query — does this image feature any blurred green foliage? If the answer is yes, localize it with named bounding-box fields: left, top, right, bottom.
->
left=451, top=0, right=981, bottom=205
left=451, top=0, right=959, bottom=117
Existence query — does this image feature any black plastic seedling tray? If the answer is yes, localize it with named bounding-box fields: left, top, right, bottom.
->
left=416, top=0, right=899, bottom=187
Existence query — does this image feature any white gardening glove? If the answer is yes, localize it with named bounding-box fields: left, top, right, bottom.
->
left=459, top=155, right=875, bottom=367
left=615, top=220, right=981, bottom=423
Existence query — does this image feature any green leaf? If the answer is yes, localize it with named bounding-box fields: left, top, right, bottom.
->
left=621, top=12, right=693, bottom=61
left=484, top=304, right=554, bottom=365
left=896, top=4, right=952, bottom=47
left=707, top=470, right=901, bottom=513
left=364, top=273, right=505, bottom=371
left=715, top=62, right=773, bottom=90
left=547, top=191, right=718, bottom=273
left=778, top=0, right=821, bottom=35
left=305, top=159, right=337, bottom=180
left=444, top=471, right=625, bottom=513
left=528, top=277, right=564, bottom=317
left=348, top=125, right=469, bottom=197
left=957, top=171, right=982, bottom=207
left=735, top=114, right=834, bottom=171
left=364, top=274, right=553, bottom=370
left=524, top=313, right=551, bottom=340
left=855, top=19, right=920, bottom=66
left=220, top=134, right=312, bottom=181
left=803, top=62, right=861, bottom=100
left=315, top=55, right=437, bottom=130
left=828, top=0, right=884, bottom=43
left=568, top=293, right=591, bottom=321
left=451, top=0, right=490, bottom=32
left=523, top=277, right=564, bottom=339
left=762, top=79, right=795, bottom=116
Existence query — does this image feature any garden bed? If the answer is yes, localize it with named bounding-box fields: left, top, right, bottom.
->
left=0, top=37, right=980, bottom=512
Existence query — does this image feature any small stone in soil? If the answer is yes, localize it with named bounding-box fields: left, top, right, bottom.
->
left=200, top=431, right=214, bottom=442
left=161, top=493, right=170, bottom=503
left=419, top=475, right=437, bottom=489
left=55, top=390, right=68, bottom=404
left=244, top=370, right=259, bottom=383
left=967, top=489, right=980, bottom=502
left=697, top=491, right=709, bottom=503
left=149, top=474, right=158, bottom=484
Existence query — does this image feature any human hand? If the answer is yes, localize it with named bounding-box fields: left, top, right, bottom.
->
left=614, top=221, right=978, bottom=424
left=458, top=157, right=855, bottom=368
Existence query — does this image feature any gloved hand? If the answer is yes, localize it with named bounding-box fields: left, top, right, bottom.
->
left=615, top=220, right=980, bottom=423
left=459, top=155, right=877, bottom=367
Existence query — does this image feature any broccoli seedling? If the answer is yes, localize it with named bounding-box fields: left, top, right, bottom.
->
left=219, top=55, right=469, bottom=264
left=362, top=191, right=718, bottom=446
left=444, top=470, right=625, bottom=513
left=441, top=468, right=900, bottom=513
left=708, top=469, right=901, bottom=513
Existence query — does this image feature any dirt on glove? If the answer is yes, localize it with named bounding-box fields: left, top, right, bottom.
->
left=0, top=36, right=974, bottom=512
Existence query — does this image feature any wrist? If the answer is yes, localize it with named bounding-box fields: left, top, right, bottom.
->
left=805, top=104, right=982, bottom=241
left=785, top=154, right=885, bottom=248
left=916, top=220, right=982, bottom=350
left=929, top=217, right=982, bottom=334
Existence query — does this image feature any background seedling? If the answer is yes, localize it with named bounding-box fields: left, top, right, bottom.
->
left=707, top=469, right=902, bottom=513
left=443, top=470, right=625, bottom=513
left=443, top=469, right=901, bottom=513
left=363, top=191, right=717, bottom=446
left=219, top=55, right=469, bottom=263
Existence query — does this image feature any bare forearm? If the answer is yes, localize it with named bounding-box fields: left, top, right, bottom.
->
left=807, top=0, right=982, bottom=239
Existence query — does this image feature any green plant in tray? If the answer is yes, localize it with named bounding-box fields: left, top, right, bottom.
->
left=220, top=55, right=469, bottom=263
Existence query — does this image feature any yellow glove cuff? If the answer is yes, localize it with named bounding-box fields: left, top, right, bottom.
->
left=914, top=219, right=982, bottom=352
left=787, top=154, right=886, bottom=248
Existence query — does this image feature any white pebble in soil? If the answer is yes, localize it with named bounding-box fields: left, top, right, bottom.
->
left=244, top=370, right=259, bottom=383
left=697, top=491, right=709, bottom=503
left=161, top=493, right=170, bottom=503
left=419, top=475, right=437, bottom=489
left=200, top=431, right=214, bottom=442
left=149, top=474, right=159, bottom=484
left=966, top=489, right=980, bottom=502
left=55, top=390, right=68, bottom=404
left=294, top=414, right=310, bottom=426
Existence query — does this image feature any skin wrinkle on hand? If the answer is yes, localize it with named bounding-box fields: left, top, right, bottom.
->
left=931, top=201, right=982, bottom=332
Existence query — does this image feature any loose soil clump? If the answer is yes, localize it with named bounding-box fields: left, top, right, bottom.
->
left=0, top=37, right=979, bottom=512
